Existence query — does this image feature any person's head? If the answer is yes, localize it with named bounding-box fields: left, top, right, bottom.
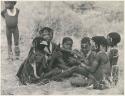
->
left=90, top=38, right=97, bottom=51
left=81, top=37, right=91, bottom=54
left=39, top=27, right=53, bottom=43
left=92, top=36, right=108, bottom=52
left=62, top=37, right=73, bottom=50
left=107, top=32, right=121, bottom=47
left=4, top=1, right=16, bottom=9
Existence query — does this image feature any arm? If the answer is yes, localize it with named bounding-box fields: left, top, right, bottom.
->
left=81, top=54, right=100, bottom=73
left=1, top=9, right=6, bottom=18
left=60, top=47, right=73, bottom=55
left=16, top=8, right=20, bottom=15
left=31, top=62, right=40, bottom=79
left=58, top=58, right=69, bottom=70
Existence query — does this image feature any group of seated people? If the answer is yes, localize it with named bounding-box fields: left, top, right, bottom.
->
left=16, top=27, right=121, bottom=90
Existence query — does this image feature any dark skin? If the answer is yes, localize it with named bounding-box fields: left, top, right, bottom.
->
left=81, top=42, right=91, bottom=56
left=57, top=40, right=74, bottom=70
left=41, top=30, right=53, bottom=44
left=41, top=41, right=98, bottom=83
left=47, top=40, right=74, bottom=71
left=4, top=1, right=15, bottom=10
left=39, top=40, right=75, bottom=81
left=80, top=42, right=99, bottom=73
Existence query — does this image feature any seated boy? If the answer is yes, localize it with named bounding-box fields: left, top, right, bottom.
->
left=39, top=37, right=80, bottom=81
left=107, top=32, right=121, bottom=86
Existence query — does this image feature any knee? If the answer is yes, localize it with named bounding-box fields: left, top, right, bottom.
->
left=71, top=66, right=78, bottom=71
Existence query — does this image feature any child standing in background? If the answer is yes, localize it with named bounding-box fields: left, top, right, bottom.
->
left=1, top=1, right=20, bottom=59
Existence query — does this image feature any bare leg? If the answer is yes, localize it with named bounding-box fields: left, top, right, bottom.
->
left=6, top=27, right=13, bottom=59
left=13, top=27, right=20, bottom=59
left=41, top=68, right=62, bottom=79
left=51, top=66, right=77, bottom=80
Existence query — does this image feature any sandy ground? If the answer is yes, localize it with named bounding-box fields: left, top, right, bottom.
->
left=1, top=29, right=124, bottom=95
left=1, top=1, right=124, bottom=95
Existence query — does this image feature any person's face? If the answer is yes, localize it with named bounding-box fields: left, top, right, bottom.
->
left=91, top=40, right=96, bottom=50
left=107, top=35, right=112, bottom=46
left=81, top=43, right=91, bottom=54
left=41, top=30, right=53, bottom=42
left=62, top=41, right=73, bottom=50
left=4, top=2, right=14, bottom=9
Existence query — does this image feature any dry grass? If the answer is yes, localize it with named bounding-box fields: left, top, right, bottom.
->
left=1, top=1, right=124, bottom=95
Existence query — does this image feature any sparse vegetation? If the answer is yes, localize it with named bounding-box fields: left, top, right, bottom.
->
left=1, top=1, right=124, bottom=95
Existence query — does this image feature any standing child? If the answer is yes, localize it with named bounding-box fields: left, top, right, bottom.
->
left=107, top=32, right=121, bottom=86
left=42, top=37, right=79, bottom=80
left=1, top=1, right=20, bottom=59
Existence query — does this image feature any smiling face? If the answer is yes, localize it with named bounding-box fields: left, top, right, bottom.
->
left=81, top=42, right=91, bottom=54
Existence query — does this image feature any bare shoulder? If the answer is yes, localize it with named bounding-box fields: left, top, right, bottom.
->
left=97, top=51, right=109, bottom=62
left=1, top=9, right=7, bottom=14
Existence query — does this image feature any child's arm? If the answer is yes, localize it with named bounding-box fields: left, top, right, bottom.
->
left=60, top=47, right=74, bottom=55
left=31, top=62, right=40, bottom=79
left=81, top=54, right=99, bottom=73
left=1, top=9, right=6, bottom=18
left=58, top=58, right=69, bottom=70
left=16, top=8, right=20, bottom=15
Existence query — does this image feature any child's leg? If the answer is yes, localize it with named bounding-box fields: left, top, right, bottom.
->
left=6, top=27, right=13, bottom=58
left=74, top=66, right=96, bottom=85
left=74, top=66, right=90, bottom=77
left=42, top=67, right=62, bottom=79
left=87, top=74, right=96, bottom=85
left=112, top=65, right=119, bottom=86
left=13, top=27, right=20, bottom=57
left=51, top=66, right=77, bottom=80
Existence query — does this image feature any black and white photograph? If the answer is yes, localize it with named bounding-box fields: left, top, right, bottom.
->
left=1, top=1, right=124, bottom=95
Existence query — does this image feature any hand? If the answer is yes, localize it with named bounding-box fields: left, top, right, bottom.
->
left=68, top=57, right=76, bottom=64
left=81, top=63, right=87, bottom=68
left=34, top=75, right=40, bottom=79
left=48, top=56, right=52, bottom=61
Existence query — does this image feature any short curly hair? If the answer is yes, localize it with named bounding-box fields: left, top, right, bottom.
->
left=107, top=32, right=121, bottom=46
left=92, top=36, right=108, bottom=46
left=4, top=1, right=17, bottom=5
left=92, top=36, right=108, bottom=52
left=39, top=27, right=53, bottom=35
left=81, top=37, right=90, bottom=44
left=62, top=37, right=73, bottom=44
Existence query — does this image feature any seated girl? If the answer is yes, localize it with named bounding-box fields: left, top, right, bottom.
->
left=16, top=27, right=55, bottom=85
